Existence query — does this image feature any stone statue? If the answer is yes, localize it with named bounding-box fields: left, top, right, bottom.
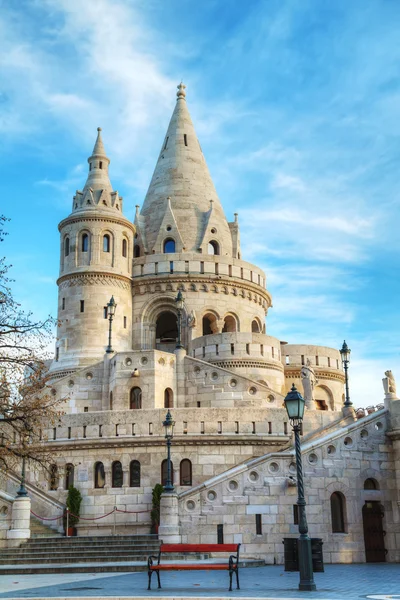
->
left=383, top=370, right=397, bottom=397
left=301, top=358, right=318, bottom=409
left=187, top=310, right=197, bottom=328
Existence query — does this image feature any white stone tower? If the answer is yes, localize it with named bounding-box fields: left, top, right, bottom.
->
left=51, top=129, right=135, bottom=374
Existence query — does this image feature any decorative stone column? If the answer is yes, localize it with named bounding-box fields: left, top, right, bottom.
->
left=7, top=496, right=31, bottom=542
left=158, top=492, right=181, bottom=544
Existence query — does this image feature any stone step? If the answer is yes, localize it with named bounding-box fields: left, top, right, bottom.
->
left=1, top=548, right=160, bottom=559
left=0, top=559, right=266, bottom=576
left=16, top=541, right=160, bottom=552
left=29, top=516, right=62, bottom=539
left=24, top=534, right=158, bottom=544
left=0, top=553, right=207, bottom=565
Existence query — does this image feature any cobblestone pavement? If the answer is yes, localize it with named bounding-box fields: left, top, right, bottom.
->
left=0, top=564, right=399, bottom=599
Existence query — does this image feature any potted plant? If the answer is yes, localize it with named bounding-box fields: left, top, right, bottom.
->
left=65, top=485, right=82, bottom=537
left=150, top=483, right=164, bottom=534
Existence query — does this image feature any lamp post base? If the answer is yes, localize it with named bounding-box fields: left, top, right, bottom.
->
left=298, top=537, right=316, bottom=591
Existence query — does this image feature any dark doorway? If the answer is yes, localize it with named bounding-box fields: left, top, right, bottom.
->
left=362, top=501, right=386, bottom=562
left=156, top=311, right=178, bottom=352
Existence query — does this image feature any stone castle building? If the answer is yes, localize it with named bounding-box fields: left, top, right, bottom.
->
left=2, top=84, right=400, bottom=565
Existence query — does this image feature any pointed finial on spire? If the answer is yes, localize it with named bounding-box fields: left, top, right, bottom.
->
left=91, top=127, right=107, bottom=158
left=177, top=82, right=186, bottom=100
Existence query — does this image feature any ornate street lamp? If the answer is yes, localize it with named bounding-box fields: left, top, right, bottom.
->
left=284, top=384, right=316, bottom=592
left=340, top=340, right=352, bottom=408
left=163, top=410, right=175, bottom=493
left=106, top=296, right=117, bottom=353
left=175, top=290, right=184, bottom=349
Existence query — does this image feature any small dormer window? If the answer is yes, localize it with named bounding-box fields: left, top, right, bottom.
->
left=184, top=134, right=188, bottom=146
left=103, top=234, right=110, bottom=252
left=122, top=239, right=127, bottom=257
left=64, top=237, right=70, bottom=257
left=99, top=161, right=103, bottom=169
left=163, top=238, right=175, bottom=253
left=208, top=240, right=220, bottom=255
left=134, top=245, right=141, bottom=258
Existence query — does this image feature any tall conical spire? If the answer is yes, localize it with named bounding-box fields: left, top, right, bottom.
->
left=140, top=84, right=233, bottom=255
left=71, top=128, right=124, bottom=214
left=83, top=127, right=112, bottom=193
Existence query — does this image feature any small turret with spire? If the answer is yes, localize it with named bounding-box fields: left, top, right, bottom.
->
left=71, top=128, right=123, bottom=214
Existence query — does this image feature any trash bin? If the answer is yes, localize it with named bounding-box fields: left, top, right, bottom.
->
left=283, top=538, right=324, bottom=573
left=283, top=538, right=298, bottom=571
left=311, top=538, right=324, bottom=572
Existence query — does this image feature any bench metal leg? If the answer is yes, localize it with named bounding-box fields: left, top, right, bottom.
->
left=229, top=570, right=233, bottom=592
left=147, top=570, right=152, bottom=591
left=156, top=570, right=161, bottom=589
left=236, top=568, right=240, bottom=590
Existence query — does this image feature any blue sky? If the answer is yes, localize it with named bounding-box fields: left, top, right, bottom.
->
left=1, top=0, right=399, bottom=404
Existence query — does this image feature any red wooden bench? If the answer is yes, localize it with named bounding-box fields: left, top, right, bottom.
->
left=147, top=543, right=241, bottom=591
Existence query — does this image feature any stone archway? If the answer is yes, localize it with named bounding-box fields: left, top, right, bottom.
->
left=141, top=296, right=187, bottom=351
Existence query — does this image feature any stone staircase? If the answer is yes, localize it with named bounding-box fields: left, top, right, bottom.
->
left=0, top=534, right=161, bottom=574
left=30, top=515, right=63, bottom=539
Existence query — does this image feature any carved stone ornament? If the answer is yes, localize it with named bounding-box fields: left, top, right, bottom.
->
left=383, top=370, right=397, bottom=397
left=301, top=358, right=318, bottom=409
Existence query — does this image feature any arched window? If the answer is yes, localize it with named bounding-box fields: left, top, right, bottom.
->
left=252, top=319, right=261, bottom=333
left=130, top=387, right=142, bottom=409
left=103, top=234, right=110, bottom=252
left=129, top=460, right=140, bottom=487
left=110, top=391, right=113, bottom=410
left=156, top=311, right=178, bottom=345
left=163, top=238, right=176, bottom=253
left=180, top=459, right=192, bottom=486
left=122, top=239, right=127, bottom=258
left=82, top=233, right=89, bottom=252
left=112, top=461, right=123, bottom=488
left=331, top=492, right=346, bottom=533
left=364, top=478, right=379, bottom=490
left=94, top=462, right=105, bottom=489
left=161, top=459, right=174, bottom=486
left=134, top=245, right=141, bottom=258
left=223, top=314, right=238, bottom=333
left=64, top=237, right=70, bottom=257
left=164, top=388, right=173, bottom=408
left=208, top=240, right=220, bottom=255
left=49, top=464, right=58, bottom=491
left=65, top=463, right=74, bottom=489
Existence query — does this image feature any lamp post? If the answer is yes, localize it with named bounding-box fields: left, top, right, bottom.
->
left=175, top=290, right=184, bottom=349
left=339, top=340, right=352, bottom=408
left=106, top=296, right=117, bottom=353
left=17, top=434, right=29, bottom=497
left=163, top=410, right=175, bottom=492
left=284, top=384, right=316, bottom=592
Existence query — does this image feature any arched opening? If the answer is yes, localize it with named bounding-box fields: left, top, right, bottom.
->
left=64, top=237, right=70, bottom=257
left=164, top=388, right=173, bottom=408
left=122, top=239, right=128, bottom=258
left=134, top=245, right=141, bottom=258
left=315, top=385, right=333, bottom=411
left=112, top=461, right=123, bottom=488
left=208, top=240, right=220, bottom=255
left=180, top=459, right=192, bottom=486
left=364, top=478, right=379, bottom=490
left=156, top=311, right=178, bottom=351
left=251, top=319, right=261, bottom=333
left=130, top=387, right=142, bottom=410
left=163, top=238, right=176, bottom=253
left=161, top=459, right=174, bottom=486
left=129, top=460, right=140, bottom=487
left=103, top=234, right=111, bottom=252
left=49, top=464, right=58, bottom=491
left=222, top=314, right=238, bottom=333
left=363, top=501, right=386, bottom=562
left=65, top=463, right=74, bottom=489
left=330, top=492, right=346, bottom=533
left=202, top=312, right=218, bottom=335
left=81, top=233, right=89, bottom=252
left=94, top=462, right=105, bottom=489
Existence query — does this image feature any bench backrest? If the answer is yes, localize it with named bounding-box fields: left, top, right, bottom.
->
left=160, top=544, right=239, bottom=553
